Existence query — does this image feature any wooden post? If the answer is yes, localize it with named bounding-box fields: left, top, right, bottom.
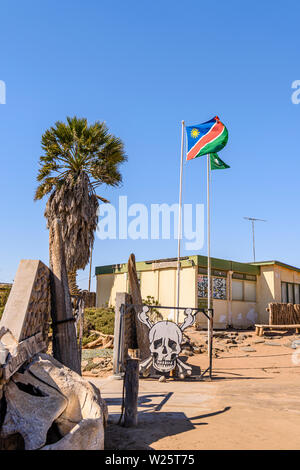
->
left=49, top=218, right=81, bottom=375
left=128, top=253, right=150, bottom=361
left=113, top=292, right=131, bottom=375
left=124, top=358, right=139, bottom=427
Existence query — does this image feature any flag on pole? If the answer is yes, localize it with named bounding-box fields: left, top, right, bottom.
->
left=210, top=153, right=230, bottom=170
left=186, top=116, right=228, bottom=161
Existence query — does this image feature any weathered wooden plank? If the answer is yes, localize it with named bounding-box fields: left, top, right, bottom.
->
left=127, top=253, right=150, bottom=361
left=124, top=358, right=139, bottom=427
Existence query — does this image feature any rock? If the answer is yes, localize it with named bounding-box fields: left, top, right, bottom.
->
left=241, top=347, right=256, bottom=352
left=253, top=339, right=265, bottom=344
left=92, top=357, right=104, bottom=365
left=264, top=342, right=281, bottom=346
left=239, top=335, right=248, bottom=341
left=181, top=349, right=194, bottom=356
left=283, top=342, right=296, bottom=349
left=193, top=347, right=201, bottom=354
left=1, top=373, right=68, bottom=450
left=81, top=360, right=89, bottom=368
left=42, top=418, right=104, bottom=450
left=0, top=353, right=107, bottom=450
left=213, top=332, right=226, bottom=338
left=158, top=375, right=166, bottom=382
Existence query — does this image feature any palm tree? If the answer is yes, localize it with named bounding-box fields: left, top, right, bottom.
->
left=35, top=116, right=126, bottom=293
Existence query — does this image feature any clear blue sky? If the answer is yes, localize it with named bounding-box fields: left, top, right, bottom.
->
left=1, top=0, right=300, bottom=290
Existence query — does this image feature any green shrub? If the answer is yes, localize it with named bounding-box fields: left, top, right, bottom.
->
left=142, top=295, right=163, bottom=323
left=0, top=306, right=4, bottom=320
left=84, top=307, right=115, bottom=336
left=0, top=287, right=11, bottom=308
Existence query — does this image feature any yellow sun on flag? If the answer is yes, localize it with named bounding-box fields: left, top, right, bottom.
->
left=191, top=128, right=200, bottom=138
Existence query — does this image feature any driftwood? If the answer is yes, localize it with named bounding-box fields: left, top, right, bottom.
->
left=83, top=331, right=114, bottom=350
left=268, top=303, right=300, bottom=325
left=127, top=253, right=150, bottom=361
left=123, top=358, right=139, bottom=427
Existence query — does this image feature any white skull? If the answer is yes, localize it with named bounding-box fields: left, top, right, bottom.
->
left=149, top=321, right=182, bottom=372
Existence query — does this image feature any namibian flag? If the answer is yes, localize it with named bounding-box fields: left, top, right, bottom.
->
left=186, top=116, right=228, bottom=161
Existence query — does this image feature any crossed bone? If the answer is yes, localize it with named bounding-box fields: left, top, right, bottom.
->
left=138, top=306, right=195, bottom=378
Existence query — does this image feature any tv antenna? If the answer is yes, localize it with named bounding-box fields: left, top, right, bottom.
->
left=243, top=217, right=267, bottom=262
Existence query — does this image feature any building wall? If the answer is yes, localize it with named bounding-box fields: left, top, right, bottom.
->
left=96, top=265, right=197, bottom=322
left=256, top=266, right=275, bottom=324
left=96, top=272, right=127, bottom=307
left=96, top=261, right=300, bottom=328
left=255, top=264, right=300, bottom=324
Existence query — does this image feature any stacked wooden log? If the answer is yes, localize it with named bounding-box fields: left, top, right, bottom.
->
left=83, top=331, right=114, bottom=349
left=268, top=303, right=300, bottom=325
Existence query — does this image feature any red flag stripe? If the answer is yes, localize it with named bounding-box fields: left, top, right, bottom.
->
left=187, top=120, right=225, bottom=161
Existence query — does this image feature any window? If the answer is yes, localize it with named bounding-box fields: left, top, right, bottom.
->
left=233, top=272, right=257, bottom=281
left=281, top=282, right=300, bottom=304
left=232, top=280, right=243, bottom=300
left=295, top=284, right=300, bottom=304
left=244, top=281, right=256, bottom=301
left=281, top=282, right=287, bottom=303
left=197, top=275, right=227, bottom=300
left=232, top=279, right=256, bottom=301
left=288, top=283, right=294, bottom=303
left=198, top=267, right=227, bottom=277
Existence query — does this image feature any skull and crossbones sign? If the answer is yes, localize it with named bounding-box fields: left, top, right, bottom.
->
left=138, top=306, right=196, bottom=378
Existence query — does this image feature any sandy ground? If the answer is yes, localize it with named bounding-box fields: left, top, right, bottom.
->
left=90, top=329, right=300, bottom=450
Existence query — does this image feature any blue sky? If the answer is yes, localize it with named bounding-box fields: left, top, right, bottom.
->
left=1, top=0, right=300, bottom=290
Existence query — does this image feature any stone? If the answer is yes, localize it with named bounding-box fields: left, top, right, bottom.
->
left=0, top=260, right=50, bottom=343
left=264, top=342, right=281, bottom=346
left=283, top=342, right=296, bottom=349
left=253, top=339, right=265, bottom=344
left=158, top=375, right=166, bottom=382
left=0, top=342, right=9, bottom=365
left=181, top=349, right=194, bottom=357
left=0, top=353, right=107, bottom=450
left=241, top=347, right=256, bottom=352
left=0, top=260, right=51, bottom=381
left=92, top=357, right=105, bottom=365
left=41, top=419, right=104, bottom=450
left=1, top=373, right=67, bottom=450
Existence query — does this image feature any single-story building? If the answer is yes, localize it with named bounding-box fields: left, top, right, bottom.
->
left=95, top=255, right=300, bottom=329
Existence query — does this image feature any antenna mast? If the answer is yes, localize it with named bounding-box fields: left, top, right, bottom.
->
left=243, top=217, right=267, bottom=262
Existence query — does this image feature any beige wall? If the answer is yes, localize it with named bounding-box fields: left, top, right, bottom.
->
left=96, top=265, right=197, bottom=322
left=257, top=266, right=275, bottom=324
left=142, top=265, right=197, bottom=323
left=96, top=272, right=127, bottom=307
left=256, top=265, right=300, bottom=324
left=96, top=263, right=300, bottom=327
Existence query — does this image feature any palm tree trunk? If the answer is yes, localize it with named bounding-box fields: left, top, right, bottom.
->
left=68, top=269, right=80, bottom=296
left=49, top=219, right=81, bottom=374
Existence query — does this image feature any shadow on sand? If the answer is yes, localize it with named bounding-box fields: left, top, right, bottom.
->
left=104, top=391, right=231, bottom=450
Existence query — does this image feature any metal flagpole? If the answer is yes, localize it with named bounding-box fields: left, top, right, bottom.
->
left=176, top=120, right=185, bottom=323
left=207, top=153, right=213, bottom=378
left=88, top=243, right=93, bottom=293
